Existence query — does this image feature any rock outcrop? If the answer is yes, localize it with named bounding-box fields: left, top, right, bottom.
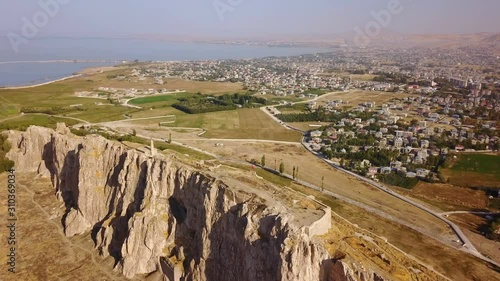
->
left=7, top=125, right=386, bottom=281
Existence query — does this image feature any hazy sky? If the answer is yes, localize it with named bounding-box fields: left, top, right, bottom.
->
left=1, top=0, right=499, bottom=39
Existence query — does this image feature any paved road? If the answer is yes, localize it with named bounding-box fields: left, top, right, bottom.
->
left=257, top=105, right=500, bottom=266
left=300, top=138, right=500, bottom=267
left=441, top=211, right=500, bottom=216
left=30, top=111, right=499, bottom=267
left=259, top=106, right=291, bottom=130
left=0, top=114, right=24, bottom=124
left=294, top=90, right=347, bottom=104
left=176, top=138, right=300, bottom=145
left=97, top=115, right=176, bottom=125
left=40, top=113, right=91, bottom=124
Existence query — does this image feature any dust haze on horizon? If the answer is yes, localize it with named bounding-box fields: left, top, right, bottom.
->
left=1, top=0, right=500, bottom=41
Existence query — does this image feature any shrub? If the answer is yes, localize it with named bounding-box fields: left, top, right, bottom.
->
left=0, top=134, right=14, bottom=173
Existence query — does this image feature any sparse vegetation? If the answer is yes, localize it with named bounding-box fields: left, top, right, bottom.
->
left=378, top=172, right=419, bottom=189
left=0, top=115, right=80, bottom=131
left=0, top=134, right=14, bottom=173
left=70, top=128, right=214, bottom=161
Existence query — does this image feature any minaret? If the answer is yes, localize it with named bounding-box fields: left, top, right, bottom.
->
left=150, top=138, right=156, bottom=157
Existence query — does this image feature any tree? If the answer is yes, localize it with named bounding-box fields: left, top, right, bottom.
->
left=279, top=162, right=285, bottom=174
left=168, top=133, right=172, bottom=144
left=292, top=166, right=296, bottom=179
left=0, top=135, right=14, bottom=173
left=261, top=155, right=266, bottom=167
left=132, top=129, right=137, bottom=136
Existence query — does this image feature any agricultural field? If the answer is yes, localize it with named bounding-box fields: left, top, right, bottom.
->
left=66, top=105, right=137, bottom=123
left=152, top=108, right=301, bottom=142
left=406, top=181, right=489, bottom=211
left=201, top=108, right=302, bottom=141
left=128, top=93, right=188, bottom=105
left=451, top=154, right=500, bottom=177
left=442, top=154, right=500, bottom=188
left=107, top=107, right=301, bottom=142
left=0, top=66, right=243, bottom=124
left=0, top=79, right=103, bottom=110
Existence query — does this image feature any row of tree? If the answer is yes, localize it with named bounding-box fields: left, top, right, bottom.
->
left=172, top=93, right=267, bottom=114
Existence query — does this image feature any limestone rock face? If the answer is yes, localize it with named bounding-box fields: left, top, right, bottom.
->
left=7, top=125, right=385, bottom=281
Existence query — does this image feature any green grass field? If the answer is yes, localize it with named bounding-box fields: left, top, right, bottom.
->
left=441, top=153, right=500, bottom=188
left=0, top=114, right=80, bottom=131
left=203, top=109, right=302, bottom=141
left=156, top=108, right=301, bottom=141
left=452, top=154, right=500, bottom=178
left=0, top=69, right=300, bottom=142
left=0, top=79, right=102, bottom=109
left=66, top=106, right=137, bottom=123
left=128, top=93, right=189, bottom=105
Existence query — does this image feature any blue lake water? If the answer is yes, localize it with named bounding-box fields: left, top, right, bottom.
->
left=0, top=38, right=331, bottom=86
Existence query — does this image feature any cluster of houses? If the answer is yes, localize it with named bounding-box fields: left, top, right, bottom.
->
left=305, top=89, right=498, bottom=179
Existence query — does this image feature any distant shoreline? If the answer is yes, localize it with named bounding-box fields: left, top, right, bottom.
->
left=0, top=74, right=82, bottom=90
left=0, top=60, right=120, bottom=65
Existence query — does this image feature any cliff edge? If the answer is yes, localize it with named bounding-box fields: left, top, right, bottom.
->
left=6, top=124, right=385, bottom=281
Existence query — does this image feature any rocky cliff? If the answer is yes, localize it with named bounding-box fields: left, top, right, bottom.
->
left=6, top=125, right=386, bottom=281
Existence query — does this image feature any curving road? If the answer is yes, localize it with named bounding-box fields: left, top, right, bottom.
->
left=97, top=115, right=176, bottom=125
left=259, top=105, right=500, bottom=267
left=299, top=135, right=500, bottom=267
left=441, top=211, right=500, bottom=216
left=0, top=113, right=91, bottom=125
left=175, top=138, right=300, bottom=145
left=26, top=110, right=499, bottom=268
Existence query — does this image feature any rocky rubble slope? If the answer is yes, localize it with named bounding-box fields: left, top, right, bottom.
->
left=6, top=125, right=386, bottom=281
